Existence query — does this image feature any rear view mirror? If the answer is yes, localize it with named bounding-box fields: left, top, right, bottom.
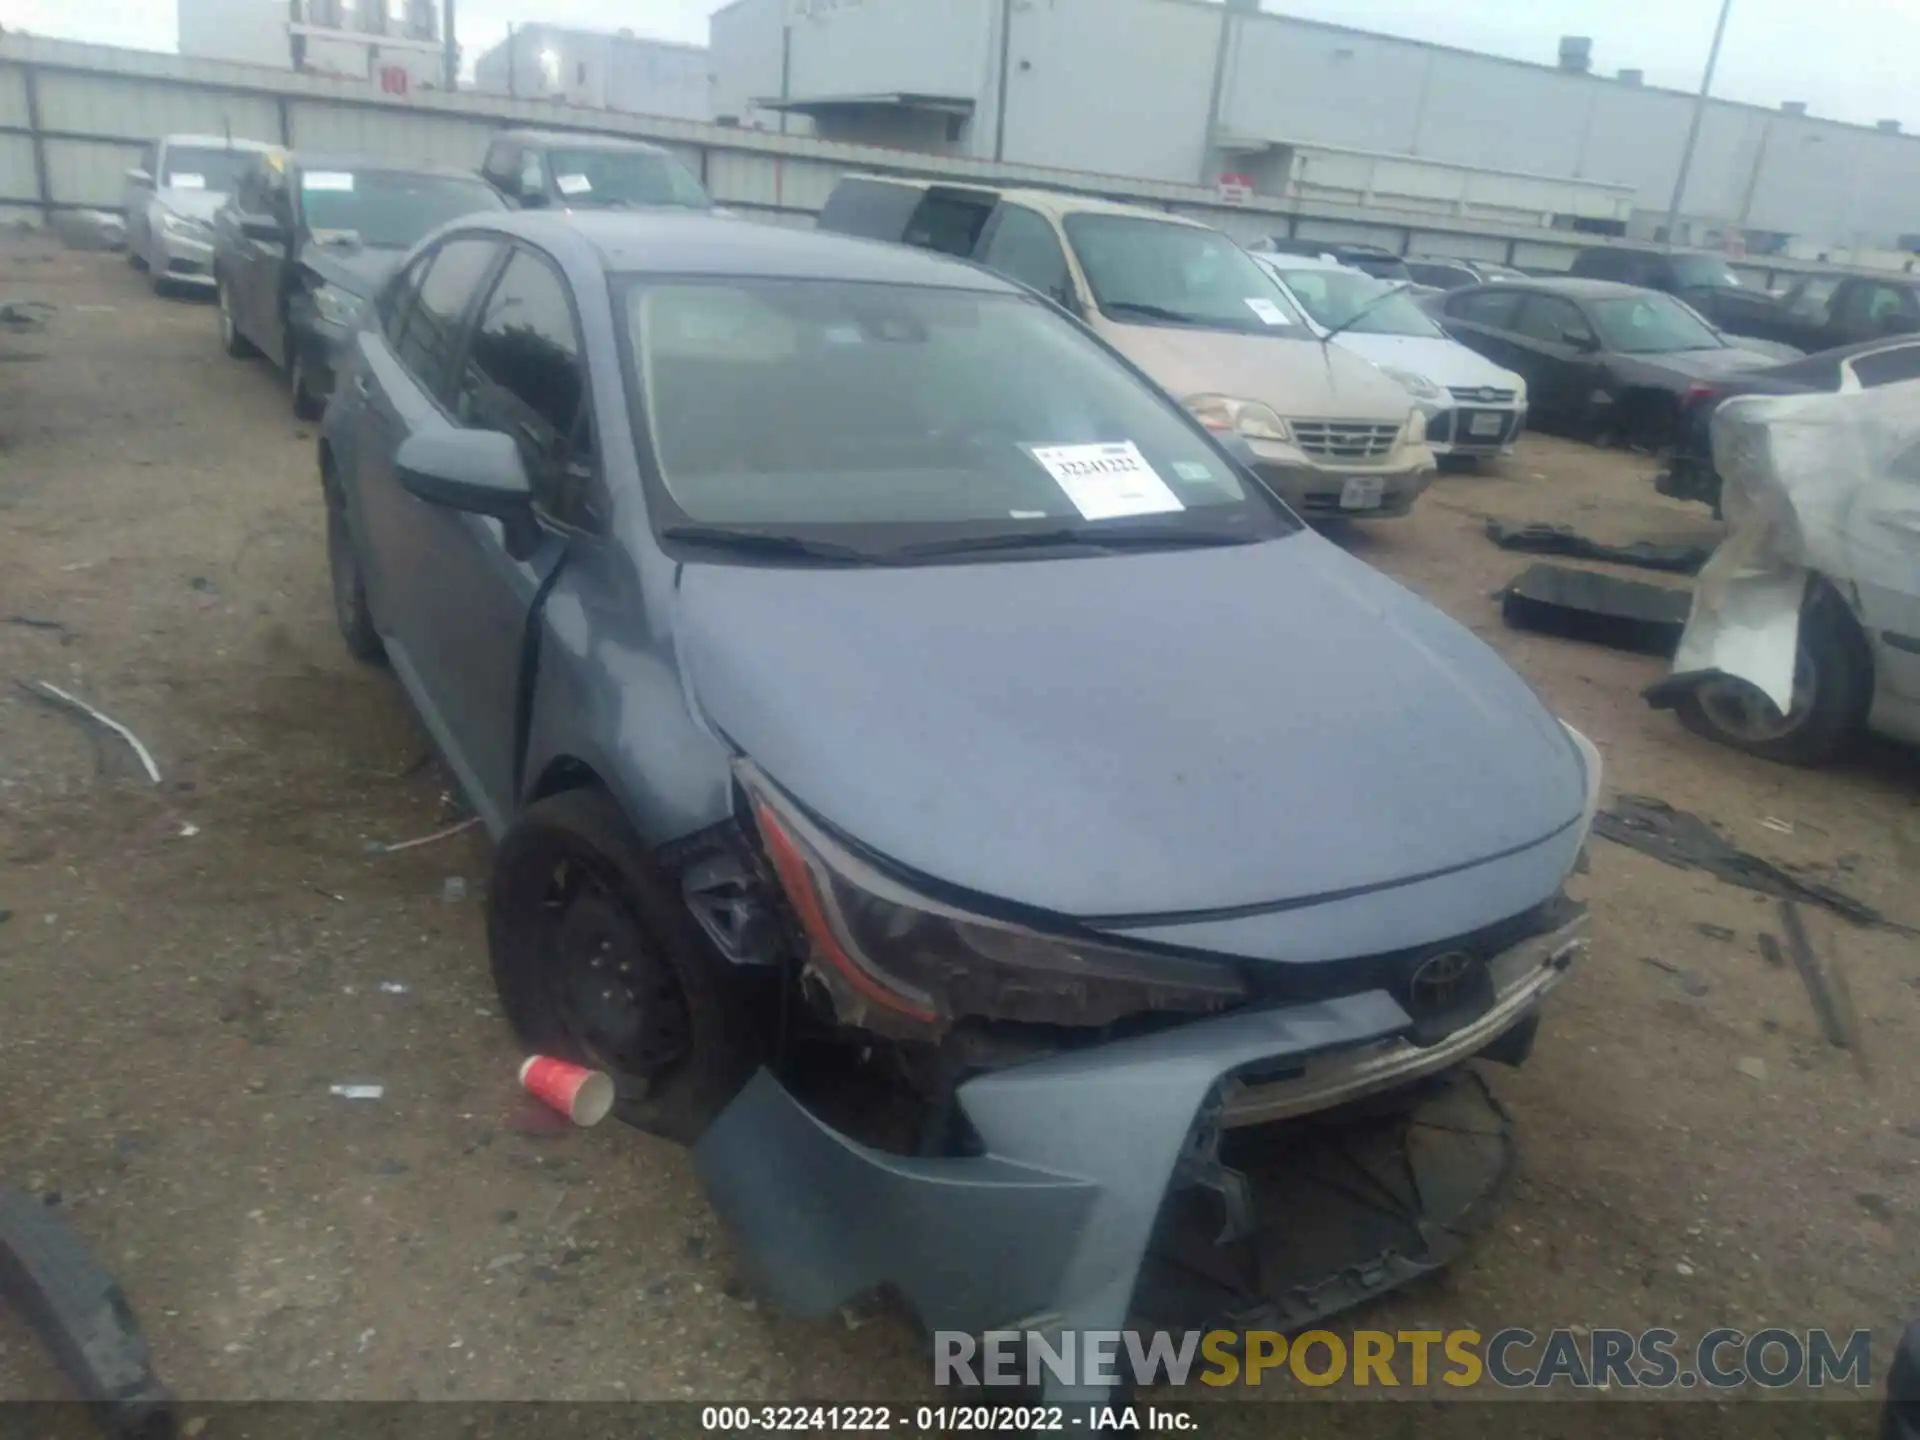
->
left=395, top=430, right=533, bottom=519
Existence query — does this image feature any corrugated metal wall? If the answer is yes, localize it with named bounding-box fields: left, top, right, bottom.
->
left=0, top=31, right=1866, bottom=286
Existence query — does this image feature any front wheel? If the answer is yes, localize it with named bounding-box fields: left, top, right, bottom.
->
left=1675, top=583, right=1871, bottom=766
left=488, top=789, right=763, bottom=1144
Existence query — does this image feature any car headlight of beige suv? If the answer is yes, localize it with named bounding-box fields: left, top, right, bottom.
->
left=1184, top=394, right=1294, bottom=444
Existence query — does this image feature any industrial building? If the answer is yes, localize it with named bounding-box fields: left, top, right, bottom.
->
left=709, top=0, right=1920, bottom=256
left=471, top=26, right=713, bottom=122
left=177, top=0, right=444, bottom=90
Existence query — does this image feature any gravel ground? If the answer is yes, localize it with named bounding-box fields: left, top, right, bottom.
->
left=1, top=236, right=1915, bottom=1414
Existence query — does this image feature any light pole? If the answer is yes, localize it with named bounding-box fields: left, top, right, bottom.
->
left=1662, top=0, right=1734, bottom=247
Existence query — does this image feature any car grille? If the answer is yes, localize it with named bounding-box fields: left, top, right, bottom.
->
left=1448, top=385, right=1517, bottom=403
left=1290, top=421, right=1401, bottom=462
left=1433, top=408, right=1520, bottom=447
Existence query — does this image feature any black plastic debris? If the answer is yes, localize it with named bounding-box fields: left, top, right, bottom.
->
left=1593, top=795, right=1913, bottom=934
left=1499, top=564, right=1692, bottom=656
left=0, top=1187, right=175, bottom=1437
left=1486, top=521, right=1713, bottom=575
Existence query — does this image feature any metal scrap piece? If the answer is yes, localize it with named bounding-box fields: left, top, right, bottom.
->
left=18, top=681, right=162, bottom=784
left=1499, top=564, right=1692, bottom=656
left=0, top=1188, right=175, bottom=1437
left=1486, top=521, right=1713, bottom=575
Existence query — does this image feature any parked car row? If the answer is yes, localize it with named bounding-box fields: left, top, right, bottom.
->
left=125, top=128, right=712, bottom=418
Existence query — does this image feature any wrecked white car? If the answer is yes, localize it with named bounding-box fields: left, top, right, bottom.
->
left=1648, top=379, right=1920, bottom=765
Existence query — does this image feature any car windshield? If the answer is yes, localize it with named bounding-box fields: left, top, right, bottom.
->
left=1589, top=294, right=1725, bottom=354
left=1671, top=255, right=1741, bottom=289
left=161, top=146, right=258, bottom=193
left=626, top=278, right=1293, bottom=547
left=298, top=169, right=505, bottom=248
left=1267, top=266, right=1443, bottom=337
left=546, top=148, right=710, bottom=209
left=1062, top=215, right=1309, bottom=335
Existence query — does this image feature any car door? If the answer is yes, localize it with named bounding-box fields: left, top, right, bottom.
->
left=394, top=243, right=597, bottom=817
left=973, top=201, right=1081, bottom=312
left=218, top=161, right=268, bottom=350
left=1439, top=287, right=1526, bottom=367
left=228, top=160, right=293, bottom=363
left=1834, top=281, right=1920, bottom=347
left=1506, top=294, right=1601, bottom=422
left=349, top=235, right=511, bottom=809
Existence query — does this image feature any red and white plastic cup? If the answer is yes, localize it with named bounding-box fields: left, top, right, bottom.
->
left=519, top=1055, right=615, bottom=1127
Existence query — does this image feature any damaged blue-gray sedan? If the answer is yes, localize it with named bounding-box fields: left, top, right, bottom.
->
left=319, top=210, right=1602, bottom=1398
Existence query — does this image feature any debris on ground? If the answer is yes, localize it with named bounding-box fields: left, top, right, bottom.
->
left=371, top=817, right=480, bottom=855
left=1498, top=564, right=1691, bottom=656
left=442, top=877, right=468, bottom=903
left=520, top=1057, right=615, bottom=1127
left=0, top=1187, right=175, bottom=1434
left=1778, top=900, right=1861, bottom=1058
left=1485, top=521, right=1713, bottom=575
left=378, top=982, right=409, bottom=995
left=1737, top=1057, right=1769, bottom=1082
left=9, top=613, right=66, bottom=632
left=18, top=680, right=163, bottom=784
left=1594, top=795, right=1913, bottom=933
left=1641, top=956, right=1683, bottom=976
left=328, top=1084, right=385, bottom=1101
left=0, top=299, right=53, bottom=332
left=1694, top=923, right=1737, bottom=942
left=1757, top=932, right=1787, bottom=967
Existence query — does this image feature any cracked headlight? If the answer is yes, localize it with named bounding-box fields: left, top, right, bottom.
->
left=1381, top=366, right=1442, bottom=401
left=159, top=211, right=212, bottom=240
left=739, top=761, right=1248, bottom=1035
left=1184, top=394, right=1294, bottom=444
left=310, top=283, right=364, bottom=329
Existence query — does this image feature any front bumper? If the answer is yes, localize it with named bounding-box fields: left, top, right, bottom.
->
left=154, top=229, right=215, bottom=286
left=1243, top=437, right=1437, bottom=519
left=695, top=909, right=1587, bottom=1397
left=1425, top=403, right=1528, bottom=457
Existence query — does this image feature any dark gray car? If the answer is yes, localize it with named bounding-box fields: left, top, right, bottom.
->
left=320, top=211, right=1600, bottom=1398
left=213, top=152, right=505, bottom=417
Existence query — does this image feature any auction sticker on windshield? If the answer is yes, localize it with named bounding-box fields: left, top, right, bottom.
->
left=302, top=172, right=356, bottom=192
left=557, top=174, right=593, bottom=196
left=1244, top=297, right=1292, bottom=326
left=1027, top=442, right=1185, bottom=521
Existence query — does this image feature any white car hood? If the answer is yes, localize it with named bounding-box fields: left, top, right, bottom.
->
left=1334, top=332, right=1523, bottom=396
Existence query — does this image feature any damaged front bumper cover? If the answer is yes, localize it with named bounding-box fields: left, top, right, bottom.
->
left=695, top=910, right=1587, bottom=1398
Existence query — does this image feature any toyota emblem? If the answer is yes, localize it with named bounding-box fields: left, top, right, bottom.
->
left=1407, top=950, right=1480, bottom=1015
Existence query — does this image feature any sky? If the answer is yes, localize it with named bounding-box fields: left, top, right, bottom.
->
left=1, top=0, right=1915, bottom=131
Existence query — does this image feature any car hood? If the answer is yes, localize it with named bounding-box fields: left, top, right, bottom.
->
left=675, top=533, right=1586, bottom=922
left=297, top=243, right=404, bottom=298
left=1099, top=321, right=1416, bottom=423
left=1332, top=332, right=1525, bottom=393
left=157, top=190, right=227, bottom=223
left=1633, top=347, right=1780, bottom=381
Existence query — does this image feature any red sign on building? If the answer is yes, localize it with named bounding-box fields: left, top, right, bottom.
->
left=379, top=65, right=410, bottom=96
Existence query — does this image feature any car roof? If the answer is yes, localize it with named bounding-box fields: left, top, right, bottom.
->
left=1464, top=276, right=1650, bottom=300
left=286, top=152, right=485, bottom=180
left=494, top=129, right=676, bottom=156
left=161, top=135, right=278, bottom=152
left=835, top=173, right=1213, bottom=230
left=477, top=211, right=1028, bottom=290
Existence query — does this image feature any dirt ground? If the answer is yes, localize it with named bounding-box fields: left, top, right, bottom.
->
left=1, top=235, right=1915, bottom=1414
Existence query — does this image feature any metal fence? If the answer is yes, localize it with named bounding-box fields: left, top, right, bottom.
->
left=0, top=31, right=1844, bottom=287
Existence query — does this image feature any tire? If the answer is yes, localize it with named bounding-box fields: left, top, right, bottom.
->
left=488, top=788, right=763, bottom=1145
left=128, top=245, right=148, bottom=272
left=290, top=346, right=325, bottom=421
left=218, top=279, right=258, bottom=358
left=323, top=472, right=385, bottom=664
left=1436, top=453, right=1481, bottom=474
left=1675, top=582, right=1871, bottom=766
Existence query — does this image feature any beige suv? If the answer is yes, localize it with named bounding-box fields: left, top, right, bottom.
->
left=819, top=176, right=1435, bottom=518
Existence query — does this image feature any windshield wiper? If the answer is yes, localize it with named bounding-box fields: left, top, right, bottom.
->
left=1102, top=301, right=1208, bottom=326
left=659, top=524, right=876, bottom=564
left=1323, top=282, right=1414, bottom=343
left=898, top=526, right=1261, bottom=560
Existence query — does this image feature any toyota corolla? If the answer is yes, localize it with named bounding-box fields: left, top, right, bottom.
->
left=319, top=210, right=1602, bottom=1401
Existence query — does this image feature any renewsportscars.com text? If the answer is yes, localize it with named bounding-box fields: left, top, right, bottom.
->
left=935, top=1327, right=1875, bottom=1391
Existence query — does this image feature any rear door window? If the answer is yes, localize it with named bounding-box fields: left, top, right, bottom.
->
left=1514, top=295, right=1598, bottom=347
left=389, top=237, right=503, bottom=406
left=1447, top=289, right=1524, bottom=329
left=1851, top=343, right=1920, bottom=387
left=816, top=178, right=926, bottom=241
left=902, top=189, right=996, bottom=257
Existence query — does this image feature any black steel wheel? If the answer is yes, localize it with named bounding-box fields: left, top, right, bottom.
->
left=324, top=474, right=384, bottom=664
left=289, top=347, right=325, bottom=421
left=489, top=789, right=762, bottom=1144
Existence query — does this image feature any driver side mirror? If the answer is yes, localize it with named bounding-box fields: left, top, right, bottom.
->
left=396, top=429, right=534, bottom=523
left=1567, top=331, right=1601, bottom=354
left=125, top=167, right=153, bottom=189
